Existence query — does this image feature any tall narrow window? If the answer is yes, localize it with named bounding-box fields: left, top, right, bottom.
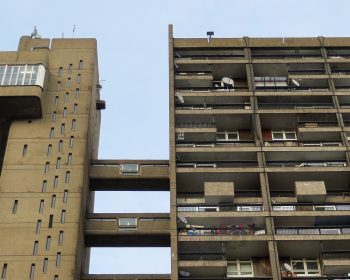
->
left=56, top=158, right=61, bottom=169
left=63, top=190, right=68, bottom=203
left=42, top=180, right=47, bottom=192
left=47, top=144, right=52, bottom=156
left=60, top=210, right=66, bottom=224
left=71, top=119, right=76, bottom=131
left=46, top=236, right=51, bottom=251
left=60, top=123, right=65, bottom=135
left=51, top=195, right=56, bottom=208
left=54, top=96, right=59, bottom=106
left=76, top=74, right=81, bottom=84
left=39, top=200, right=44, bottom=213
left=58, top=67, right=63, bottom=77
left=1, top=264, right=7, bottom=279
left=69, top=136, right=74, bottom=148
left=63, top=107, right=67, bottom=118
left=68, top=64, right=73, bottom=74
left=79, top=60, right=83, bottom=70
left=54, top=275, right=59, bottom=280
left=58, top=140, right=63, bottom=152
left=48, top=215, right=54, bottom=228
left=67, top=153, right=72, bottom=165
left=65, top=171, right=70, bottom=183
left=44, top=162, right=50, bottom=174
left=33, top=241, right=38, bottom=256
left=73, top=103, right=78, bottom=114
left=22, top=144, right=28, bottom=156
left=74, top=88, right=80, bottom=99
left=56, top=252, right=62, bottom=267
left=36, top=220, right=42, bottom=234
left=58, top=231, right=64, bottom=246
left=12, top=200, right=18, bottom=214
left=29, top=264, right=35, bottom=280
left=64, top=92, right=69, bottom=103
left=49, top=128, right=54, bottom=139
left=66, top=78, right=71, bottom=89
left=56, top=81, right=61, bottom=92
left=52, top=111, right=57, bottom=122
left=53, top=176, right=58, bottom=189
left=43, top=258, right=48, bottom=273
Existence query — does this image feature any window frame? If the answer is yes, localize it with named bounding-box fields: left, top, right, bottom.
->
left=216, top=131, right=240, bottom=142
left=227, top=259, right=254, bottom=277
left=272, top=130, right=297, bottom=141
left=290, top=258, right=321, bottom=276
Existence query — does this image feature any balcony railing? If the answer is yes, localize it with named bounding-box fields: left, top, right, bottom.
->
left=175, top=86, right=249, bottom=91
left=282, top=277, right=350, bottom=280
left=321, top=251, right=350, bottom=259
left=176, top=140, right=256, bottom=147
left=178, top=252, right=226, bottom=261
left=177, top=204, right=263, bottom=212
left=176, top=104, right=252, bottom=110
left=276, top=226, right=350, bottom=235
left=178, top=226, right=266, bottom=236
left=266, top=160, right=347, bottom=167
left=179, top=278, right=272, bottom=280
left=297, top=121, right=339, bottom=128
left=272, top=203, right=350, bottom=211
left=258, top=103, right=334, bottom=109
left=177, top=161, right=258, bottom=168
left=176, top=190, right=262, bottom=198
left=255, top=86, right=329, bottom=92
left=176, top=122, right=216, bottom=128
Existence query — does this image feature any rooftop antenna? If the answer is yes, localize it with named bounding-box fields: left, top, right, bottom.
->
left=207, top=31, right=214, bottom=43
left=72, top=24, right=76, bottom=37
left=61, top=32, right=64, bottom=39
left=30, top=26, right=41, bottom=39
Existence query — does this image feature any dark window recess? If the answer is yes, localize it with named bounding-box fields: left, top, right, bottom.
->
left=0, top=120, right=10, bottom=176
left=49, top=215, right=54, bottom=228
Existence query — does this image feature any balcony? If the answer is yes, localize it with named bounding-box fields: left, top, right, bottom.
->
left=272, top=203, right=350, bottom=212
left=0, top=64, right=46, bottom=119
left=276, top=226, right=350, bottom=238
left=321, top=251, right=350, bottom=275
left=81, top=274, right=171, bottom=280
left=178, top=225, right=266, bottom=237
left=175, top=71, right=214, bottom=88
left=177, top=204, right=263, bottom=213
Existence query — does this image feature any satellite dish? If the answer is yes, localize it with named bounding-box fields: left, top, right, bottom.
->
left=283, top=263, right=293, bottom=272
left=178, top=216, right=188, bottom=224
left=220, top=77, right=234, bottom=87
left=291, top=79, right=300, bottom=87
left=175, top=92, right=184, bottom=104
left=179, top=271, right=191, bottom=277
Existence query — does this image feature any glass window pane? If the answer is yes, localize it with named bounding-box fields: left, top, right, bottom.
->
left=240, top=263, right=252, bottom=274
left=119, top=218, right=137, bottom=227
left=227, top=263, right=238, bottom=274
left=228, top=132, right=238, bottom=140
left=272, top=132, right=284, bottom=140
left=3, top=66, right=12, bottom=85
left=306, top=261, right=318, bottom=270
left=216, top=133, right=226, bottom=141
left=285, top=132, right=296, bottom=140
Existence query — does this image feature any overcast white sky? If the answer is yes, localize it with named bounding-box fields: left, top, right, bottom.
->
left=1, top=0, right=350, bottom=275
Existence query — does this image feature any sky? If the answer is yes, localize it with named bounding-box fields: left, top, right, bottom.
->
left=1, top=0, right=350, bottom=274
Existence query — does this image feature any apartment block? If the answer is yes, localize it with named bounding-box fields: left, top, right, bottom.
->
left=1, top=26, right=350, bottom=280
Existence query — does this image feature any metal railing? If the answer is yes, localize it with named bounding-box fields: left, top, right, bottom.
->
left=177, top=190, right=262, bottom=198
left=177, top=161, right=259, bottom=168
left=266, top=160, right=347, bottom=167
left=321, top=251, right=350, bottom=259
left=258, top=103, right=334, bottom=109
left=272, top=203, right=350, bottom=211
left=276, top=226, right=350, bottom=235
left=178, top=252, right=225, bottom=261
left=176, top=122, right=216, bottom=128
left=177, top=204, right=263, bottom=212
left=178, top=226, right=266, bottom=236
left=176, top=103, right=252, bottom=110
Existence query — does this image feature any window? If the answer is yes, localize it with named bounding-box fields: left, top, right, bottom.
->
left=49, top=128, right=54, bottom=139
left=47, top=144, right=52, bottom=156
left=64, top=92, right=69, bottom=103
left=79, top=60, right=83, bottom=70
left=66, top=78, right=71, bottom=89
left=56, top=158, right=61, bottom=169
left=73, top=103, right=78, bottom=114
left=272, top=205, right=296, bottom=211
left=69, top=136, right=74, bottom=148
left=54, top=96, right=59, bottom=106
left=68, top=64, right=73, bottom=74
left=39, top=200, right=44, bottom=213
left=56, top=81, right=61, bottom=92
left=314, top=205, right=336, bottom=211
left=42, top=180, right=47, bottom=192
left=36, top=220, right=42, bottom=234
left=120, top=164, right=139, bottom=174
left=58, top=231, right=64, bottom=246
left=52, top=111, right=57, bottom=122
left=58, top=140, right=63, bottom=152
left=65, top=171, right=70, bottom=183
left=74, top=88, right=80, bottom=98
left=33, top=241, right=38, bottom=256
left=56, top=252, right=62, bottom=267
left=291, top=259, right=320, bottom=276
left=53, top=176, right=58, bottom=189
left=46, top=236, right=51, bottom=251
left=63, top=190, right=68, bottom=203
left=67, top=153, right=72, bottom=165
left=51, top=195, right=56, bottom=208
left=0, top=64, right=45, bottom=87
left=216, top=131, right=239, bottom=141
left=29, top=264, right=35, bottom=280
left=227, top=259, right=253, bottom=277
left=63, top=107, right=67, bottom=118
left=22, top=144, right=28, bottom=156
left=118, top=218, right=137, bottom=230
left=76, top=74, right=81, bottom=84
left=58, top=67, right=63, bottom=77
left=54, top=275, right=59, bottom=280
left=71, top=119, right=76, bottom=131
left=60, top=210, right=66, bottom=224
left=12, top=200, right=18, bottom=214
left=44, top=162, right=50, bottom=174
left=60, top=123, right=65, bottom=135
left=43, top=258, right=48, bottom=273
left=48, top=215, right=53, bottom=228
left=272, top=131, right=297, bottom=141
left=1, top=264, right=7, bottom=279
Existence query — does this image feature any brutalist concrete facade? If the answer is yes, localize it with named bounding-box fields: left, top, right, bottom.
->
left=1, top=26, right=350, bottom=280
